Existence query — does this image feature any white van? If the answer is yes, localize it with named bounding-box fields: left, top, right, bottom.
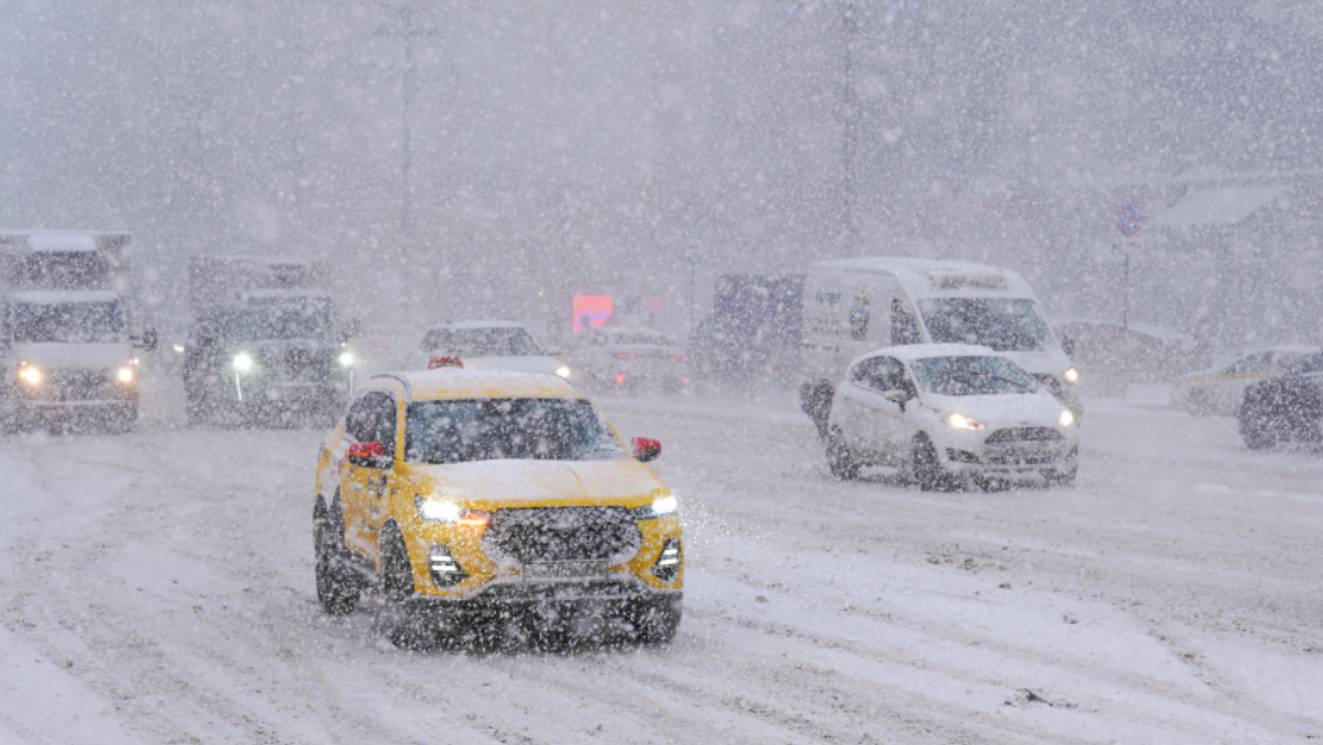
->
left=798, top=257, right=1080, bottom=435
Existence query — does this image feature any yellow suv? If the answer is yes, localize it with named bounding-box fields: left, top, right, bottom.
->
left=312, top=369, right=683, bottom=647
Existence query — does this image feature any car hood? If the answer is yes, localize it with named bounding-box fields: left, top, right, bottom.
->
left=408, top=457, right=667, bottom=506
left=997, top=349, right=1072, bottom=377
left=456, top=355, right=566, bottom=375
left=11, top=342, right=135, bottom=370
left=923, top=390, right=1067, bottom=426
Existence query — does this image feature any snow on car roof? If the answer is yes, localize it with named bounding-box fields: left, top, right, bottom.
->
left=854, top=343, right=996, bottom=365
left=11, top=289, right=120, bottom=304
left=370, top=368, right=578, bottom=402
left=25, top=233, right=98, bottom=252
left=434, top=320, right=526, bottom=330
left=811, top=256, right=1035, bottom=298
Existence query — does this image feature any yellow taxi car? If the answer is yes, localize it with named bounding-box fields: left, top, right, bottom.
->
left=312, top=368, right=683, bottom=647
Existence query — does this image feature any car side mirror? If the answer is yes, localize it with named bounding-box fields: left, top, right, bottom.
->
left=347, top=441, right=390, bottom=468
left=882, top=388, right=914, bottom=411
left=631, top=436, right=662, bottom=462
left=135, top=326, right=159, bottom=352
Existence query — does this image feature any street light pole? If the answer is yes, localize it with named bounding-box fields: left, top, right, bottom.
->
left=840, top=0, right=860, bottom=251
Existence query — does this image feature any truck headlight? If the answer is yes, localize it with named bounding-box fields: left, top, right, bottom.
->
left=1063, top=367, right=1080, bottom=385
left=1058, top=409, right=1076, bottom=428
left=555, top=365, right=572, bottom=379
left=945, top=411, right=985, bottom=431
left=18, top=365, right=43, bottom=387
left=632, top=494, right=678, bottom=519
left=232, top=352, right=255, bottom=373
left=338, top=351, right=356, bottom=368
left=116, top=366, right=136, bottom=385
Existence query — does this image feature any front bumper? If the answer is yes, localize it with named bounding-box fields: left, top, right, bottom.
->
left=935, top=426, right=1078, bottom=476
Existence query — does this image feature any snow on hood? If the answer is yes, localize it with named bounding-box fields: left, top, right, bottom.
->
left=13, top=342, right=135, bottom=370
left=408, top=457, right=665, bottom=504
left=922, top=390, right=1067, bottom=426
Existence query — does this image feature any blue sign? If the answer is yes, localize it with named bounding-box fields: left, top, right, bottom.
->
left=1116, top=205, right=1143, bottom=237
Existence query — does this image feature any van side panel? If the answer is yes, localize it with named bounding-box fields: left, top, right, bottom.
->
left=799, top=268, right=900, bottom=386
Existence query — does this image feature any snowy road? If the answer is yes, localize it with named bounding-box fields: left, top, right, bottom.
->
left=2, top=389, right=1322, bottom=744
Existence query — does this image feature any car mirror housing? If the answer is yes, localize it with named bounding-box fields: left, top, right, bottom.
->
left=347, top=441, right=390, bottom=468
left=631, top=436, right=662, bottom=462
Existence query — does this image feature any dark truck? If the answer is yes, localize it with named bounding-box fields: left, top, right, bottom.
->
left=689, top=273, right=804, bottom=384
left=182, top=257, right=358, bottom=427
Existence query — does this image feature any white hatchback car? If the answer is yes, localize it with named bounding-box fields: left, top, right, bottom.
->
left=825, top=344, right=1079, bottom=489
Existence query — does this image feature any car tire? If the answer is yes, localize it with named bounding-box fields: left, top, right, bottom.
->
left=912, top=435, right=956, bottom=492
left=313, top=496, right=361, bottom=616
left=825, top=427, right=860, bottom=480
left=377, top=526, right=436, bottom=650
left=632, top=595, right=682, bottom=645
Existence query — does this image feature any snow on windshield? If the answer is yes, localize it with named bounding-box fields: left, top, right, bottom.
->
left=918, top=298, right=1051, bottom=353
left=405, top=398, right=621, bottom=463
left=910, top=355, right=1038, bottom=397
left=14, top=301, right=125, bottom=343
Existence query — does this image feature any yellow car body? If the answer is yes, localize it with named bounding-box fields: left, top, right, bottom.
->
left=312, top=368, right=683, bottom=645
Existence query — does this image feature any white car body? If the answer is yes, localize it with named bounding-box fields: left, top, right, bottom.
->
left=567, top=325, right=690, bottom=391
left=799, top=257, right=1081, bottom=420
left=826, top=344, right=1079, bottom=485
left=1170, top=345, right=1316, bottom=417
left=412, top=320, right=573, bottom=380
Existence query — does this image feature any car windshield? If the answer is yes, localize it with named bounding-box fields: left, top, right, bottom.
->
left=424, top=327, right=541, bottom=356
left=13, top=301, right=125, bottom=343
left=405, top=398, right=623, bottom=464
left=224, top=307, right=329, bottom=341
left=918, top=298, right=1050, bottom=352
left=910, top=355, right=1038, bottom=396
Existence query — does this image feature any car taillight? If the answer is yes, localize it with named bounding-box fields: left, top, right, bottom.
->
left=428, top=355, right=463, bottom=369
left=672, top=354, right=686, bottom=362
left=614, top=373, right=627, bottom=386
left=616, top=352, right=638, bottom=361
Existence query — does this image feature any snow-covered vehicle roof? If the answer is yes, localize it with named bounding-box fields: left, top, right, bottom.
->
left=810, top=256, right=1037, bottom=299
left=11, top=289, right=121, bottom=304
left=432, top=320, right=526, bottom=330
left=853, top=343, right=996, bottom=366
left=370, top=368, right=578, bottom=402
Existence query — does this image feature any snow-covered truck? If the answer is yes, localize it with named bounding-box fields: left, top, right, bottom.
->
left=181, top=256, right=358, bottom=426
left=0, top=231, right=157, bottom=431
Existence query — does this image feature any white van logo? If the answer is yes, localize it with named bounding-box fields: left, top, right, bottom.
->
left=849, top=294, right=870, bottom=341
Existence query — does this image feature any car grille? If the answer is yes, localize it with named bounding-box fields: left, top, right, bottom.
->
left=33, top=369, right=121, bottom=401
left=982, top=450, right=1060, bottom=465
left=985, top=427, right=1064, bottom=444
left=283, top=348, right=332, bottom=381
left=483, top=507, right=641, bottom=565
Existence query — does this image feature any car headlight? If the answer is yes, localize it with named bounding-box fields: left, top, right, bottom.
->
left=18, top=365, right=43, bottom=387
left=1058, top=409, right=1076, bottom=428
left=555, top=365, right=572, bottom=379
left=232, top=352, right=255, bottom=373
left=1063, top=367, right=1080, bottom=385
left=632, top=494, right=678, bottom=519
left=338, top=350, right=356, bottom=368
left=116, top=366, right=136, bottom=385
left=416, top=497, right=489, bottom=526
left=945, top=411, right=985, bottom=431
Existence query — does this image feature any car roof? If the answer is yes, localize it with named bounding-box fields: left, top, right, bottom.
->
left=432, top=320, right=525, bottom=330
left=853, top=343, right=997, bottom=366
left=367, top=368, right=579, bottom=403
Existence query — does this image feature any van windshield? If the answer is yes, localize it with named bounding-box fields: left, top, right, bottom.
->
left=918, top=298, right=1050, bottom=352
left=14, top=301, right=126, bottom=343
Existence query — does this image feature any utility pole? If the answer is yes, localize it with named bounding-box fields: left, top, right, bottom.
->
left=840, top=0, right=860, bottom=251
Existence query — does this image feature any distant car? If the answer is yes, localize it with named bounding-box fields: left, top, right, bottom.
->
left=1054, top=320, right=1205, bottom=396
left=823, top=344, right=1079, bottom=489
left=1172, top=346, right=1316, bottom=417
left=567, top=325, right=690, bottom=392
left=312, top=368, right=683, bottom=648
left=1238, top=351, right=1323, bottom=449
left=414, top=321, right=573, bottom=380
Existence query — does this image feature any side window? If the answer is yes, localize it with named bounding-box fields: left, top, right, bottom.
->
left=421, top=330, right=441, bottom=352
left=371, top=395, right=398, bottom=458
left=345, top=393, right=378, bottom=442
left=345, top=391, right=397, bottom=456
left=890, top=298, right=922, bottom=345
left=851, top=357, right=905, bottom=392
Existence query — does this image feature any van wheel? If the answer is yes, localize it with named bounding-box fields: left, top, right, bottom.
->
left=825, top=427, right=860, bottom=480
left=376, top=527, right=436, bottom=650
left=912, top=435, right=956, bottom=492
left=314, top=497, right=360, bottom=616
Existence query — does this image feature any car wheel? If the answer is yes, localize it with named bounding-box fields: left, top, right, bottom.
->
left=377, top=527, right=436, bottom=650
left=631, top=595, right=682, bottom=645
left=825, top=427, right=860, bottom=480
left=912, top=435, right=956, bottom=492
left=313, top=497, right=360, bottom=616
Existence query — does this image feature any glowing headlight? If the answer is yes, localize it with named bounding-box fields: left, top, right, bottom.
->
left=338, top=350, right=356, bottom=368
left=116, top=366, right=136, bottom=385
left=1058, top=409, right=1076, bottom=428
left=633, top=494, right=678, bottom=519
left=417, top=498, right=462, bottom=523
left=945, top=411, right=985, bottom=431
left=555, top=365, right=572, bottom=379
left=232, top=352, right=254, bottom=373
left=172, top=343, right=186, bottom=354
left=18, top=365, right=43, bottom=387
left=1063, top=367, right=1080, bottom=385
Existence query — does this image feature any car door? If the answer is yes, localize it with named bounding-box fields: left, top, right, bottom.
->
left=864, top=357, right=917, bottom=459
left=838, top=356, right=909, bottom=460
left=340, top=390, right=398, bottom=558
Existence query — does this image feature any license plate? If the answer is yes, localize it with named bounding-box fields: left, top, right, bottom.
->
left=523, top=562, right=609, bottom=579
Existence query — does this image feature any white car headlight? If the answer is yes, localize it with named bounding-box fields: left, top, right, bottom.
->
left=1058, top=409, right=1076, bottom=428
left=116, top=366, right=136, bottom=385
left=232, top=352, right=255, bottom=373
left=944, top=411, right=986, bottom=431
left=633, top=494, right=678, bottom=519
left=555, top=365, right=572, bottom=379
left=18, top=365, right=43, bottom=387
left=338, top=350, right=356, bottom=368
left=1063, top=367, right=1080, bottom=385
left=417, top=497, right=462, bottom=523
